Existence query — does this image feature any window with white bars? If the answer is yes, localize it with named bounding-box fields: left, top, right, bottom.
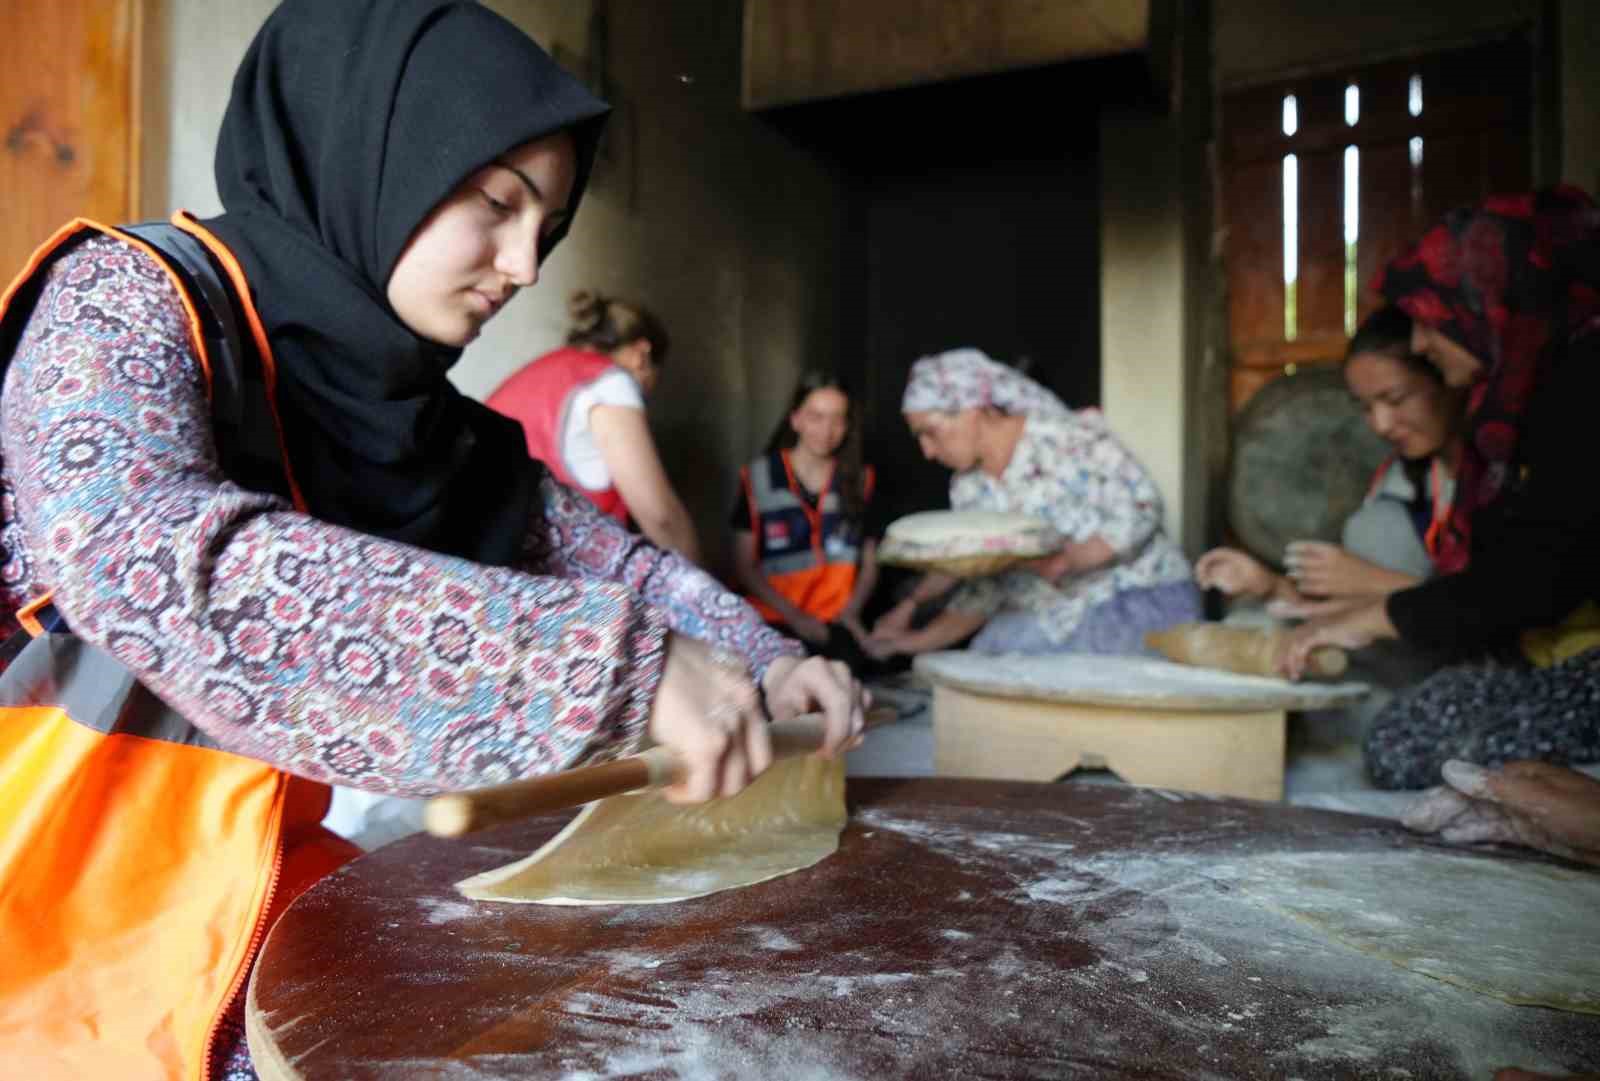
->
left=1222, top=38, right=1532, bottom=412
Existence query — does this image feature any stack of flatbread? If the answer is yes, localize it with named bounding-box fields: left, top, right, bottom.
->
left=876, top=510, right=1063, bottom=578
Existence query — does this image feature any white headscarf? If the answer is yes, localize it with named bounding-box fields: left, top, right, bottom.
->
left=900, top=348, right=1071, bottom=418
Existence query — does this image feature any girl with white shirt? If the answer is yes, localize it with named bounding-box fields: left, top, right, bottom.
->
left=489, top=290, right=701, bottom=561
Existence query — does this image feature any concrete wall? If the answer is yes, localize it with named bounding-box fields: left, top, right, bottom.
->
left=1100, top=107, right=1187, bottom=548
left=1099, top=4, right=1219, bottom=559
left=143, top=0, right=847, bottom=575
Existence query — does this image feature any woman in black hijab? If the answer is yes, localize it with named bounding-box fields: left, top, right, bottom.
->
left=0, top=3, right=862, bottom=1074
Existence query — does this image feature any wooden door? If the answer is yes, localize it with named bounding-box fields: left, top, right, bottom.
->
left=1, top=0, right=143, bottom=278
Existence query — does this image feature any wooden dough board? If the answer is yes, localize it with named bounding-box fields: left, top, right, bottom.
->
left=247, top=779, right=1599, bottom=1080
left=914, top=652, right=1369, bottom=712
left=1228, top=365, right=1391, bottom=566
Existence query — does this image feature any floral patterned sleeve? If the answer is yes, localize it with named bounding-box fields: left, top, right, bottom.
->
left=517, top=477, right=802, bottom=681
left=1054, top=422, right=1165, bottom=558
left=0, top=238, right=667, bottom=796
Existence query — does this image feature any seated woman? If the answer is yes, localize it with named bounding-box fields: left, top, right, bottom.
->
left=488, top=290, right=701, bottom=561
left=868, top=348, right=1200, bottom=657
left=731, top=371, right=880, bottom=663
left=1196, top=305, right=1466, bottom=609
left=1282, top=188, right=1600, bottom=790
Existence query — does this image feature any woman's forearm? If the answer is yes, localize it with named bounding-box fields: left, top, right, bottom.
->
left=733, top=548, right=813, bottom=630
left=1354, top=565, right=1419, bottom=596
left=839, top=542, right=880, bottom=623
left=910, top=572, right=957, bottom=605
left=534, top=483, right=800, bottom=679
left=900, top=607, right=988, bottom=653
left=1063, top=536, right=1116, bottom=575
left=639, top=498, right=702, bottom=564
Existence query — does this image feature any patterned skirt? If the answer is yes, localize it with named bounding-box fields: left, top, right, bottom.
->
left=969, top=580, right=1203, bottom=656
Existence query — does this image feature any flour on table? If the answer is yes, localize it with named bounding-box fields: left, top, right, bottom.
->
left=1216, top=848, right=1600, bottom=1014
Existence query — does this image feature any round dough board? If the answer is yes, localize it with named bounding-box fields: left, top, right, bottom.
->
left=246, top=779, right=1600, bottom=1080
left=1228, top=366, right=1391, bottom=567
left=914, top=651, right=1370, bottom=712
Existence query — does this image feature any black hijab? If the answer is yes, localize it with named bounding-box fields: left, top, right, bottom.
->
left=202, top=0, right=609, bottom=565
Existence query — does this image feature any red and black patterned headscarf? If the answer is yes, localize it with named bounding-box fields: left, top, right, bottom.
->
left=1374, top=186, right=1600, bottom=573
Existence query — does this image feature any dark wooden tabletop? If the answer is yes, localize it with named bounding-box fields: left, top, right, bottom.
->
left=249, top=778, right=1600, bottom=1080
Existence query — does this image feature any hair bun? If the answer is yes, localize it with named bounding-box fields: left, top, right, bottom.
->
left=567, top=289, right=605, bottom=333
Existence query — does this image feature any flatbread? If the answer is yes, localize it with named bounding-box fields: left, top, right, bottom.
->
left=456, top=753, right=846, bottom=905
left=878, top=510, right=1062, bottom=577
left=1224, top=849, right=1600, bottom=1014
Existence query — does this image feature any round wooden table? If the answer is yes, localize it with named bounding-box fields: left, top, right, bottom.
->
left=249, top=779, right=1600, bottom=1080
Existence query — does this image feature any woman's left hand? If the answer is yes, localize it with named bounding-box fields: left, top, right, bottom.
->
left=761, top=655, right=869, bottom=757
left=1276, top=597, right=1396, bottom=679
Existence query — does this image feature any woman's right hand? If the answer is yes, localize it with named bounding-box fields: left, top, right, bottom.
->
left=1283, top=540, right=1416, bottom=598
left=1194, top=547, right=1274, bottom=598
left=646, top=634, right=772, bottom=804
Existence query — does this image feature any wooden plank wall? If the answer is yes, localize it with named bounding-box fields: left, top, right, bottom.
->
left=1, top=0, right=143, bottom=279
left=1221, top=38, right=1531, bottom=413
left=741, top=0, right=1148, bottom=110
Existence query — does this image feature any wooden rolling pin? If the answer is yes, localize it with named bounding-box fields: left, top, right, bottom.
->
left=1146, top=621, right=1348, bottom=680
left=423, top=705, right=896, bottom=838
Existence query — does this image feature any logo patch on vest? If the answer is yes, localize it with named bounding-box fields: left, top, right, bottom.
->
left=765, top=520, right=791, bottom=545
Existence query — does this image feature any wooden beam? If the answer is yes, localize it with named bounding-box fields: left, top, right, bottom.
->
left=741, top=0, right=1148, bottom=110
left=1, top=0, right=143, bottom=274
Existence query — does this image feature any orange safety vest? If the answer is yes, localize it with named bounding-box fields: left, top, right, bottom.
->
left=0, top=216, right=359, bottom=1080
left=1365, top=452, right=1454, bottom=567
left=740, top=450, right=874, bottom=624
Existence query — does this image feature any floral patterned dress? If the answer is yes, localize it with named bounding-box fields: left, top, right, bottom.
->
left=945, top=411, right=1200, bottom=654
left=0, top=236, right=800, bottom=794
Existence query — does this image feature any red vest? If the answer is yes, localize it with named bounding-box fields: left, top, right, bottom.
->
left=487, top=347, right=629, bottom=523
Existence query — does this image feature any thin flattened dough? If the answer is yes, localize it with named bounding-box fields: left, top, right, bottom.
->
left=1227, top=849, right=1600, bottom=1014
left=456, top=753, right=846, bottom=905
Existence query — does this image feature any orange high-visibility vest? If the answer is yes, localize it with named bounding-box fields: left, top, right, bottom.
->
left=0, top=216, right=359, bottom=1081
left=739, top=450, right=874, bottom=624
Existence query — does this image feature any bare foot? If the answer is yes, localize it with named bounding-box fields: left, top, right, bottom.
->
left=1402, top=760, right=1600, bottom=866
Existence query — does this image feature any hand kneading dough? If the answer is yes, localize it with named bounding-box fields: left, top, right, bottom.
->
left=455, top=753, right=846, bottom=905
